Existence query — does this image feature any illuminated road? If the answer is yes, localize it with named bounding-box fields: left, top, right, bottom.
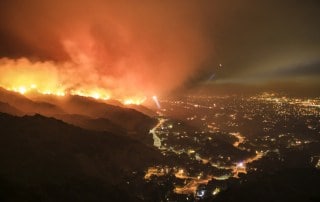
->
left=147, top=115, right=266, bottom=195
left=145, top=93, right=320, bottom=198
left=149, top=117, right=167, bottom=149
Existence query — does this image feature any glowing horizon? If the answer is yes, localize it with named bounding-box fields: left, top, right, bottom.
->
left=1, top=84, right=147, bottom=105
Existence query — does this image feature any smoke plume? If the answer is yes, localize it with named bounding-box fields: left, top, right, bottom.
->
left=0, top=0, right=211, bottom=100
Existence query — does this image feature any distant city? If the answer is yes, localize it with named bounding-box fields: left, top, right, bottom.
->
left=137, top=92, right=320, bottom=201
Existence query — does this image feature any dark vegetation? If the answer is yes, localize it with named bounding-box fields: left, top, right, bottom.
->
left=0, top=113, right=161, bottom=201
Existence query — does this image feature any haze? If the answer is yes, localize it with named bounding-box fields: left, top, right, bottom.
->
left=0, top=0, right=319, bottom=99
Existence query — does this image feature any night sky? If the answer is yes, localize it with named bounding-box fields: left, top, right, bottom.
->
left=0, top=0, right=319, bottom=96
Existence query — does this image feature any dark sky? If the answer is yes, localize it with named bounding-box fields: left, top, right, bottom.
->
left=0, top=0, right=319, bottom=95
left=206, top=0, right=320, bottom=83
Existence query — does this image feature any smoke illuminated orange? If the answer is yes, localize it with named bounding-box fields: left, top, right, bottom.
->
left=0, top=1, right=209, bottom=106
left=0, top=57, right=149, bottom=105
left=3, top=84, right=146, bottom=105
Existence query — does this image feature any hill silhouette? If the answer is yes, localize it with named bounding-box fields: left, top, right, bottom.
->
left=0, top=88, right=65, bottom=115
left=57, top=96, right=156, bottom=136
left=0, top=101, right=24, bottom=116
left=0, top=113, right=161, bottom=201
left=0, top=88, right=157, bottom=143
left=53, top=114, right=125, bottom=134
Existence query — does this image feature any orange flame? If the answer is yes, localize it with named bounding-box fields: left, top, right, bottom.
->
left=0, top=58, right=147, bottom=105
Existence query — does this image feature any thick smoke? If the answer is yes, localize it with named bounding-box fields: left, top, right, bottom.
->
left=0, top=0, right=211, bottom=99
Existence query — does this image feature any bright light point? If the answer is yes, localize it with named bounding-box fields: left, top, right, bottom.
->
left=30, top=84, right=37, bottom=89
left=91, top=92, right=100, bottom=99
left=18, top=86, right=27, bottom=94
left=212, top=188, right=220, bottom=196
left=197, top=189, right=206, bottom=198
left=56, top=91, right=65, bottom=96
left=124, top=99, right=133, bottom=105
left=237, top=162, right=245, bottom=168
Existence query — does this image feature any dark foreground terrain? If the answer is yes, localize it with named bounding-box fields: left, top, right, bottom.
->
left=0, top=88, right=320, bottom=201
left=0, top=113, right=161, bottom=201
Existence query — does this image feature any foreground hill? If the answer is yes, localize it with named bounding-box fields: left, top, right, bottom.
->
left=53, top=114, right=126, bottom=135
left=0, top=101, right=24, bottom=116
left=0, top=88, right=157, bottom=143
left=0, top=113, right=162, bottom=201
left=56, top=96, right=157, bottom=138
left=0, top=88, right=65, bottom=115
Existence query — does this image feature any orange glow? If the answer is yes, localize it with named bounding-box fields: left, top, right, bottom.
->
left=3, top=84, right=147, bottom=105
left=17, top=86, right=27, bottom=94
left=0, top=58, right=148, bottom=105
left=70, top=89, right=111, bottom=100
left=1, top=80, right=149, bottom=105
left=123, top=97, right=147, bottom=105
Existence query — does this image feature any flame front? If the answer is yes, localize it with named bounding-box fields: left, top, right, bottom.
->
left=3, top=83, right=146, bottom=105
left=0, top=58, right=147, bottom=105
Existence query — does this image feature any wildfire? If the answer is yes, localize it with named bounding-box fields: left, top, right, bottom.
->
left=7, top=85, right=65, bottom=97
left=70, top=89, right=111, bottom=100
left=123, top=97, right=147, bottom=105
left=2, top=84, right=146, bottom=105
left=0, top=57, right=149, bottom=105
left=0, top=54, right=155, bottom=105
